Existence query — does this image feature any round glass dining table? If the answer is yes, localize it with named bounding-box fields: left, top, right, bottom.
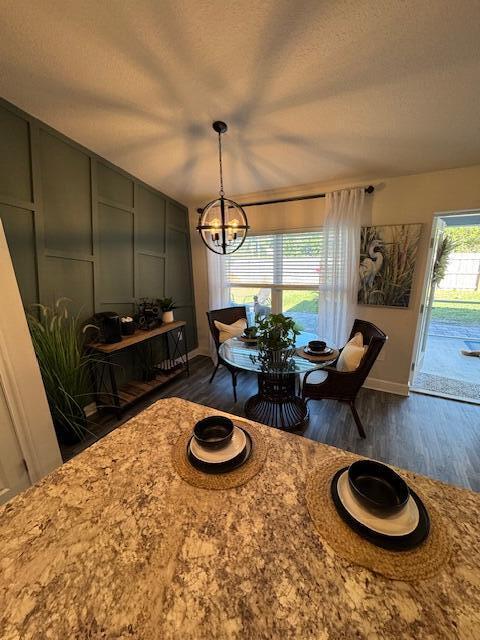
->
left=219, top=332, right=337, bottom=431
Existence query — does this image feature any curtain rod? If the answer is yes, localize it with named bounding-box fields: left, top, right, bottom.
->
left=197, top=185, right=374, bottom=214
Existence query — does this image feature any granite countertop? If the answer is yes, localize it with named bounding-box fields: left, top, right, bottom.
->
left=0, top=398, right=479, bottom=639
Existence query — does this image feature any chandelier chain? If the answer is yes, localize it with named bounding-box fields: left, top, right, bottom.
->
left=196, top=121, right=249, bottom=255
left=218, top=132, right=225, bottom=197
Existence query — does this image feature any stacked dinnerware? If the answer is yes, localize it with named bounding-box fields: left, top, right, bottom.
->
left=331, top=460, right=430, bottom=550
left=304, top=340, right=334, bottom=357
left=188, top=416, right=251, bottom=474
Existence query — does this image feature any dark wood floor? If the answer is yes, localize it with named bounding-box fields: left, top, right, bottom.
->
left=63, top=356, right=480, bottom=492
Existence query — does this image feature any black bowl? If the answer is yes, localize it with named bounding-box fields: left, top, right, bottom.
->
left=308, top=340, right=326, bottom=353
left=348, top=460, right=409, bottom=515
left=121, top=321, right=136, bottom=336
left=193, top=416, right=234, bottom=450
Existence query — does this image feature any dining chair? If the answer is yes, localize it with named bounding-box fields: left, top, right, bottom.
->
left=206, top=306, right=248, bottom=402
left=301, top=319, right=387, bottom=438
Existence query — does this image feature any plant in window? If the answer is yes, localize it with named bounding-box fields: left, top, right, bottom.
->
left=252, top=313, right=300, bottom=371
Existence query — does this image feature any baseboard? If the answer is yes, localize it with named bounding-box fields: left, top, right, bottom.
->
left=190, top=347, right=211, bottom=358
left=363, top=377, right=410, bottom=396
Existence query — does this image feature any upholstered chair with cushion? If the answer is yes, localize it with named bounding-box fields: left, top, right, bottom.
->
left=301, top=319, right=387, bottom=438
left=206, top=306, right=248, bottom=402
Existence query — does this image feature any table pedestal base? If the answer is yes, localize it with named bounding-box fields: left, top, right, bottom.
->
left=245, top=372, right=309, bottom=431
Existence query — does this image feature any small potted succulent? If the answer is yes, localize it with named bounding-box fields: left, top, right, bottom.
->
left=159, top=297, right=176, bottom=324
left=252, top=313, right=300, bottom=371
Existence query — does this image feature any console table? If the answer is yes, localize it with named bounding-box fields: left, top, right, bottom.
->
left=87, top=321, right=189, bottom=415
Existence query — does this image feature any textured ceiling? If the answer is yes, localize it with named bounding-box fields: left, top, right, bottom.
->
left=1, top=0, right=480, bottom=205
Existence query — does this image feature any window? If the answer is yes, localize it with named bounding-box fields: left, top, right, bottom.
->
left=224, top=231, right=322, bottom=333
left=282, top=289, right=319, bottom=334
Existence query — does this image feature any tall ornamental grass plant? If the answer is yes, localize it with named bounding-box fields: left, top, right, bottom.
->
left=27, top=298, right=96, bottom=443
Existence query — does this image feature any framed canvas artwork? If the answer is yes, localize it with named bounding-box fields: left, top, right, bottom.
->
left=358, top=224, right=422, bottom=307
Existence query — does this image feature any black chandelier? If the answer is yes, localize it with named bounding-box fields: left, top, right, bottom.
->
left=196, top=121, right=249, bottom=255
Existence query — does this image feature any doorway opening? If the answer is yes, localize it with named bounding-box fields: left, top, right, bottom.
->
left=411, top=212, right=480, bottom=403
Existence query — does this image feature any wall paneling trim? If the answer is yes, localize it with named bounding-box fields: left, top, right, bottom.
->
left=0, top=98, right=197, bottom=349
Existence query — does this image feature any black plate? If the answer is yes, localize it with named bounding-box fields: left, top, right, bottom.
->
left=304, top=346, right=333, bottom=356
left=331, top=468, right=430, bottom=551
left=187, top=428, right=252, bottom=474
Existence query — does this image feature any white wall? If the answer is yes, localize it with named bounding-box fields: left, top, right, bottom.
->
left=189, top=164, right=480, bottom=391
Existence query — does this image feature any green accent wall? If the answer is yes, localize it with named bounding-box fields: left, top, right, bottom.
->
left=0, top=98, right=197, bottom=350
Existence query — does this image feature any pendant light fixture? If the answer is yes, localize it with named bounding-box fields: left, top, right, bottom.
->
left=196, top=121, right=249, bottom=255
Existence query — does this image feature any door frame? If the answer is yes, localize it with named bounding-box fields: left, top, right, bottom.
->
left=410, top=208, right=480, bottom=386
left=0, top=220, right=62, bottom=485
left=0, top=363, right=31, bottom=501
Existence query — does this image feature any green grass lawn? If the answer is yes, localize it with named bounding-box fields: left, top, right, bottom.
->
left=435, top=289, right=480, bottom=302
left=230, top=287, right=480, bottom=327
left=229, top=288, right=319, bottom=313
left=283, top=290, right=318, bottom=313
left=432, top=289, right=480, bottom=326
left=229, top=287, right=263, bottom=306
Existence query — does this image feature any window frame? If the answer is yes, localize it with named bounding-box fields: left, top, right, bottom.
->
left=225, top=227, right=322, bottom=315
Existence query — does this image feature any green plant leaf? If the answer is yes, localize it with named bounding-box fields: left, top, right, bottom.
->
left=27, top=299, right=97, bottom=440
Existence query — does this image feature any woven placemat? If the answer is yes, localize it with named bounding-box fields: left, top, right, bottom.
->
left=306, top=453, right=451, bottom=581
left=296, top=347, right=339, bottom=362
left=172, top=420, right=267, bottom=490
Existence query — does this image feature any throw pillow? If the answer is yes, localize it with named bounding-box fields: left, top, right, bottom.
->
left=214, top=318, right=247, bottom=343
left=337, top=332, right=367, bottom=372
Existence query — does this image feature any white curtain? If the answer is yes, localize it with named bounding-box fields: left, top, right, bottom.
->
left=206, top=249, right=230, bottom=362
left=318, top=188, right=365, bottom=348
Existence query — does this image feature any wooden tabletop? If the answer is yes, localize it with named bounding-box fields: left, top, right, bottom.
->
left=87, top=320, right=186, bottom=353
left=0, top=398, right=479, bottom=639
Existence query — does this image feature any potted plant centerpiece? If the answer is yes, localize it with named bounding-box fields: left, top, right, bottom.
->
left=27, top=298, right=97, bottom=444
left=159, top=297, right=176, bottom=324
left=252, top=313, right=300, bottom=371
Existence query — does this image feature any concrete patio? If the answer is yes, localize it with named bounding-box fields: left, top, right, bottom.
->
left=413, top=330, right=480, bottom=402
left=429, top=318, right=480, bottom=340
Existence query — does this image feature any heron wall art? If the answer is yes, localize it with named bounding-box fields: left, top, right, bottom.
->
left=358, top=224, right=422, bottom=307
